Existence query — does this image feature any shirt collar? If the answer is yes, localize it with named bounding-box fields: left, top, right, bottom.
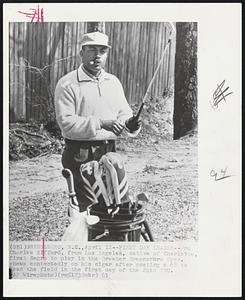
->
left=77, top=64, right=111, bottom=83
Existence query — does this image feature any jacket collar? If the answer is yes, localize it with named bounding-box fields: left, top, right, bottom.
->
left=77, top=64, right=111, bottom=83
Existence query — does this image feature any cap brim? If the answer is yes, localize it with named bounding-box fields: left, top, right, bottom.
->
left=82, top=42, right=111, bottom=48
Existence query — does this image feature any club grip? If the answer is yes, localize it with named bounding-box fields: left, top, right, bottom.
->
left=62, top=168, right=76, bottom=195
left=135, top=102, right=144, bottom=120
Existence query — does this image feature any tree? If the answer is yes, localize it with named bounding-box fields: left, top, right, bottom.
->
left=173, top=22, right=197, bottom=139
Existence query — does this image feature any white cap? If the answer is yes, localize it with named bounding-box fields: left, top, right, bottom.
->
left=81, top=31, right=111, bottom=48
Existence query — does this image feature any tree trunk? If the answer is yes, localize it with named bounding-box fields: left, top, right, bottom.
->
left=173, top=22, right=197, bottom=139
left=87, top=22, right=105, bottom=33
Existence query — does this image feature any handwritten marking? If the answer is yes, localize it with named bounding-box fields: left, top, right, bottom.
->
left=210, top=167, right=232, bottom=181
left=211, top=80, right=233, bottom=109
left=18, top=5, right=44, bottom=24
left=42, top=238, right=45, bottom=258
left=9, top=268, right=12, bottom=279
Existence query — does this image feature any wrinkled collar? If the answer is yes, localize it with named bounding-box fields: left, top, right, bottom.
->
left=77, top=64, right=111, bottom=83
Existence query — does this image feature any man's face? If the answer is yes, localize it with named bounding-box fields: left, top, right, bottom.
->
left=81, top=45, right=109, bottom=75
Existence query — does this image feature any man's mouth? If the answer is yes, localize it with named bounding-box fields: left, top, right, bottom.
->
left=90, top=60, right=102, bottom=66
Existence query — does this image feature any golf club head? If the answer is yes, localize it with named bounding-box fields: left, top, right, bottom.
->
left=86, top=215, right=100, bottom=225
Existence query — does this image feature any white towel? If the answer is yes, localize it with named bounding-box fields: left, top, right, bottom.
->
left=62, top=209, right=88, bottom=241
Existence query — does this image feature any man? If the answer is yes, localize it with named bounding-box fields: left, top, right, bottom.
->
left=55, top=31, right=141, bottom=219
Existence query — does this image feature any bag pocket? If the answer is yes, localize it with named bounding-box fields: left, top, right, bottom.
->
left=74, top=148, right=89, bottom=163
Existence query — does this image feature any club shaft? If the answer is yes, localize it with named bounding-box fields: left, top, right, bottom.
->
left=142, top=31, right=173, bottom=104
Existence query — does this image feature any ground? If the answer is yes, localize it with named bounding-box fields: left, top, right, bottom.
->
left=8, top=94, right=198, bottom=242
left=9, top=134, right=198, bottom=242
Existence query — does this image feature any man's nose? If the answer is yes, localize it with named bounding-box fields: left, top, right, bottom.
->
left=95, top=50, right=101, bottom=57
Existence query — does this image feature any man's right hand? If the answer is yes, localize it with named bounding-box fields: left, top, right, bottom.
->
left=100, top=120, right=124, bottom=136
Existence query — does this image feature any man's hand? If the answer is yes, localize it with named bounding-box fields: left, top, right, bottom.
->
left=125, top=116, right=141, bottom=133
left=100, top=120, right=124, bottom=136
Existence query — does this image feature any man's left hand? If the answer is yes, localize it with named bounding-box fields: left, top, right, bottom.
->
left=125, top=116, right=142, bottom=133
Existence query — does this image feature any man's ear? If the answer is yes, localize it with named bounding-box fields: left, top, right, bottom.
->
left=79, top=49, right=83, bottom=57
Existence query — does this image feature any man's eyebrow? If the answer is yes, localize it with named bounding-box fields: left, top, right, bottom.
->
left=86, top=45, right=107, bottom=50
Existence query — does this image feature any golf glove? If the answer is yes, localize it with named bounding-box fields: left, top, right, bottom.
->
left=125, top=116, right=141, bottom=133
